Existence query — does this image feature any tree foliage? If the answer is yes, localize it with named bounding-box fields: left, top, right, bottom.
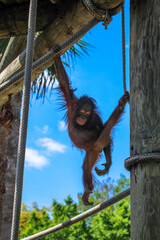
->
left=19, top=175, right=130, bottom=239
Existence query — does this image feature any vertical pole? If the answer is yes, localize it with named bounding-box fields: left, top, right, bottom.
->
left=130, top=0, right=160, bottom=239
left=2, top=93, right=22, bottom=240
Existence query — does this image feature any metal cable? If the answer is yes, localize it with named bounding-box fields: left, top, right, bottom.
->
left=125, top=152, right=160, bottom=171
left=21, top=188, right=130, bottom=240
left=10, top=0, right=37, bottom=239
left=0, top=18, right=99, bottom=94
left=121, top=2, right=126, bottom=93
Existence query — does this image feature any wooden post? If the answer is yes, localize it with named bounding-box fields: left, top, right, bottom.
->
left=1, top=94, right=21, bottom=240
left=129, top=0, right=160, bottom=239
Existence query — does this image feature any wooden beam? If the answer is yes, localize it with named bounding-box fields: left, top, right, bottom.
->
left=0, top=0, right=56, bottom=39
left=130, top=0, right=160, bottom=239
left=0, top=0, right=123, bottom=106
left=0, top=0, right=122, bottom=39
left=0, top=36, right=27, bottom=71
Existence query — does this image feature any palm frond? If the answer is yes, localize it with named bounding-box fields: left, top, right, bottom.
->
left=31, top=39, right=92, bottom=100
left=31, top=67, right=56, bottom=100
left=1, top=37, right=92, bottom=101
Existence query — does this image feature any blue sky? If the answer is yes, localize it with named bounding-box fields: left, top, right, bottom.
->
left=22, top=1, right=130, bottom=208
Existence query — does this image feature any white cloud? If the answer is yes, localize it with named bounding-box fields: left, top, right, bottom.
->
left=58, top=120, right=67, bottom=131
left=34, top=126, right=41, bottom=132
left=42, top=125, right=49, bottom=134
left=125, top=44, right=129, bottom=49
left=37, top=138, right=67, bottom=153
left=34, top=125, right=49, bottom=134
left=25, top=148, right=49, bottom=169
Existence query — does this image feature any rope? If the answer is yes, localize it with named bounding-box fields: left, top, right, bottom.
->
left=81, top=0, right=112, bottom=27
left=10, top=0, right=37, bottom=239
left=125, top=152, right=160, bottom=171
left=21, top=188, right=130, bottom=240
left=121, top=2, right=126, bottom=93
left=81, top=0, right=123, bottom=29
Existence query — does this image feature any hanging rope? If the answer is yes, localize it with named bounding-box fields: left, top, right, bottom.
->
left=10, top=0, right=37, bottom=239
left=21, top=188, right=130, bottom=240
left=121, top=2, right=127, bottom=93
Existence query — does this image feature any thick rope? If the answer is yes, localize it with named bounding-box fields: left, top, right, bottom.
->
left=10, top=0, right=37, bottom=239
left=81, top=0, right=107, bottom=21
left=125, top=152, right=160, bottom=171
left=121, top=2, right=126, bottom=93
left=81, top=0, right=123, bottom=29
left=21, top=188, right=130, bottom=240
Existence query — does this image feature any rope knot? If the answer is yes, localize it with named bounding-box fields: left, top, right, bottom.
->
left=81, top=0, right=124, bottom=29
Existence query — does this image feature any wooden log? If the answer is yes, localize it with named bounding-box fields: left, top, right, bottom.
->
left=1, top=93, right=21, bottom=240
left=0, top=126, right=9, bottom=240
left=130, top=0, right=160, bottom=239
left=0, top=0, right=55, bottom=39
left=0, top=36, right=27, bottom=71
left=0, top=0, right=123, bottom=106
left=0, top=99, right=13, bottom=240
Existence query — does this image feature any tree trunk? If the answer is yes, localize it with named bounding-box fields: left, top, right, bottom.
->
left=129, top=0, right=160, bottom=239
left=1, top=93, right=21, bottom=240
left=0, top=33, right=24, bottom=240
left=0, top=0, right=123, bottom=107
